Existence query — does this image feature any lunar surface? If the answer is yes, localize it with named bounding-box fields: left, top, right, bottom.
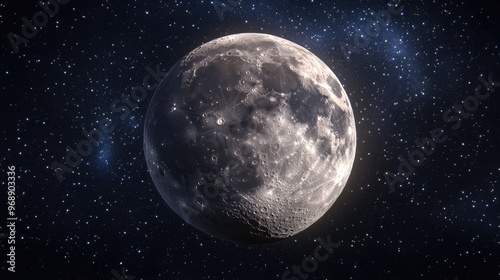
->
left=144, top=33, right=356, bottom=243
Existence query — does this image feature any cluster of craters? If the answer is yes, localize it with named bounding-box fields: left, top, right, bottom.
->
left=144, top=33, right=356, bottom=243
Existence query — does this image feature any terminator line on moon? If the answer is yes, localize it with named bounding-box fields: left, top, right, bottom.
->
left=144, top=33, right=356, bottom=243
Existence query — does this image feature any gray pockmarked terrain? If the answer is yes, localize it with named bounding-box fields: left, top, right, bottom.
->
left=144, top=33, right=356, bottom=243
left=384, top=73, right=499, bottom=192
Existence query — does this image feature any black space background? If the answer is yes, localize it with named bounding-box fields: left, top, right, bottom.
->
left=1, top=0, right=499, bottom=279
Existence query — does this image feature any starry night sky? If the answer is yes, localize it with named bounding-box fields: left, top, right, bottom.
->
left=1, top=0, right=499, bottom=279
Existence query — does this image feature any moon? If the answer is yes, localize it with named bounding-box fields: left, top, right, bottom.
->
left=143, top=33, right=356, bottom=243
